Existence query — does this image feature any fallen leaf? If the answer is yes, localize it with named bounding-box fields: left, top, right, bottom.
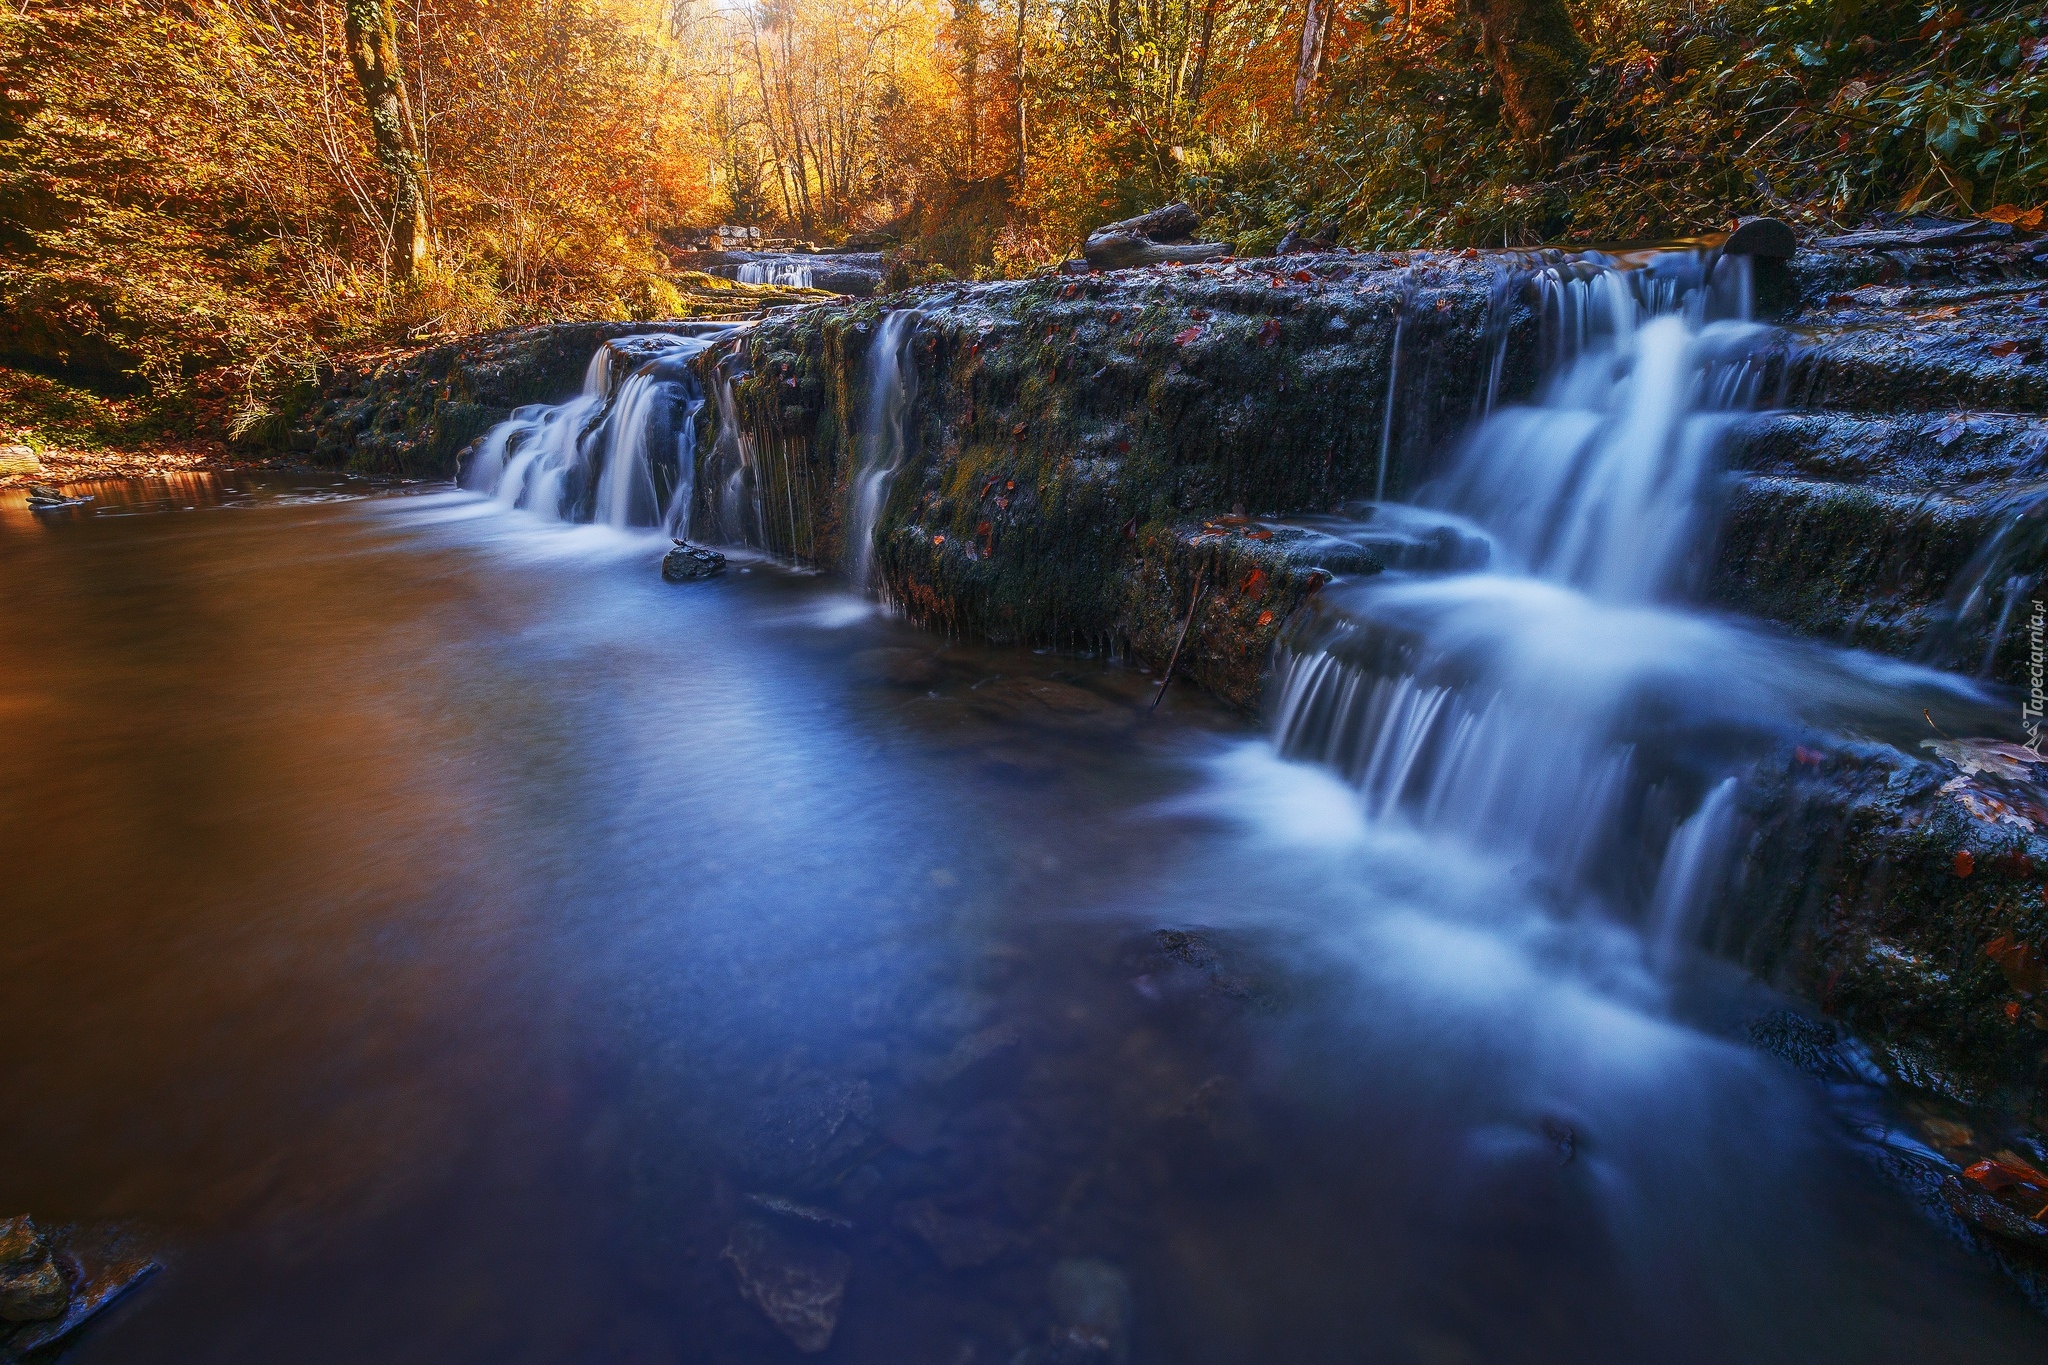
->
left=1922, top=738, right=2045, bottom=782
left=976, top=520, right=992, bottom=535
left=932, top=534, right=945, bottom=545
left=1986, top=934, right=2048, bottom=993
left=1239, top=567, right=1268, bottom=598
left=1794, top=746, right=1825, bottom=765
left=1983, top=204, right=2046, bottom=230
left=1435, top=297, right=1452, bottom=311
left=1990, top=340, right=2022, bottom=358
left=1245, top=529, right=1273, bottom=540
left=1257, top=318, right=1282, bottom=346
left=1173, top=325, right=1202, bottom=346
left=1965, top=1156, right=2048, bottom=1195
left=1957, top=849, right=1977, bottom=877
left=1012, top=422, right=1028, bottom=437
left=1918, top=305, right=1961, bottom=320
left=1256, top=610, right=1274, bottom=627
left=1291, top=269, right=1314, bottom=283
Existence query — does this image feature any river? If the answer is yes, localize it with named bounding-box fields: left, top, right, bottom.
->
left=3, top=468, right=2045, bottom=1362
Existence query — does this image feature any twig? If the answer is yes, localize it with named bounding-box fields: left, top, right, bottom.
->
left=1150, top=565, right=1210, bottom=712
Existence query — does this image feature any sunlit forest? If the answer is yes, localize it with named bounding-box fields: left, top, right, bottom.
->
left=1, top=0, right=2043, bottom=435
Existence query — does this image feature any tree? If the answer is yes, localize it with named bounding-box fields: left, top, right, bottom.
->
left=341, top=0, right=432, bottom=281
left=1466, top=0, right=1587, bottom=147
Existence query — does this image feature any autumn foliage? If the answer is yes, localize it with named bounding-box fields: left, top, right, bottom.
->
left=0, top=0, right=2042, bottom=443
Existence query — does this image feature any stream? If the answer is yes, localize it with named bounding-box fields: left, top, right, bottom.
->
left=5, top=249, right=2048, bottom=1363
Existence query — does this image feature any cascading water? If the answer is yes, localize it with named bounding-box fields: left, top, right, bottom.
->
left=461, top=326, right=736, bottom=535
left=847, top=311, right=921, bottom=591
left=735, top=258, right=815, bottom=288
left=1271, top=248, right=1989, bottom=976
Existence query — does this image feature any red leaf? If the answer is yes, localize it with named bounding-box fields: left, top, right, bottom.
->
left=1990, top=340, right=2022, bottom=357
left=1174, top=326, right=1202, bottom=346
left=932, top=534, right=946, bottom=545
left=1239, top=568, right=1268, bottom=598
left=1246, top=529, right=1273, bottom=540
left=1257, top=318, right=1282, bottom=347
left=1291, top=269, right=1314, bottom=283
left=1956, top=849, right=1976, bottom=877
left=1256, top=610, right=1275, bottom=627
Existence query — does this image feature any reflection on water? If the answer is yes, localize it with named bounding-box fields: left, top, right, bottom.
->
left=1, top=478, right=2044, bottom=1364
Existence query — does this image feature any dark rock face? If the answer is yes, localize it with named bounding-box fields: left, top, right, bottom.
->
left=702, top=252, right=1536, bottom=709
left=296, top=321, right=694, bottom=476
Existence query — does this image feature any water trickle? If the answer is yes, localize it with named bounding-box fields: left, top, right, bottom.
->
left=847, top=311, right=921, bottom=591
left=461, top=327, right=734, bottom=534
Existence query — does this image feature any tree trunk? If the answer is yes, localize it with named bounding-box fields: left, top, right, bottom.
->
left=342, top=0, right=430, bottom=281
left=1188, top=0, right=1218, bottom=107
left=1014, top=0, right=1028, bottom=187
left=1467, top=0, right=1587, bottom=145
left=1292, top=0, right=1330, bottom=112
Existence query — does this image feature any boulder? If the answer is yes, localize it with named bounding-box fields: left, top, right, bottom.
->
left=661, top=541, right=727, bottom=582
left=1722, top=216, right=1797, bottom=259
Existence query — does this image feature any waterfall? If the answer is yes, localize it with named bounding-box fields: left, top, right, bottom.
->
left=736, top=260, right=816, bottom=288
left=1269, top=248, right=1795, bottom=974
left=461, top=327, right=734, bottom=534
left=847, top=311, right=921, bottom=591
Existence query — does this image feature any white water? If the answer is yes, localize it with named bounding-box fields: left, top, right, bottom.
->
left=461, top=328, right=734, bottom=535
left=1270, top=249, right=1988, bottom=978
left=847, top=311, right=921, bottom=590
left=736, top=259, right=815, bottom=288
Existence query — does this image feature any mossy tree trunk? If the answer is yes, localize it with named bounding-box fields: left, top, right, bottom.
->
left=343, top=0, right=432, bottom=283
left=1467, top=0, right=1587, bottom=149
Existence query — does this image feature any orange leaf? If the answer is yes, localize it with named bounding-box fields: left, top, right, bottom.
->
left=1239, top=567, right=1268, bottom=598
left=1955, top=849, right=1976, bottom=877
left=1174, top=325, right=1202, bottom=346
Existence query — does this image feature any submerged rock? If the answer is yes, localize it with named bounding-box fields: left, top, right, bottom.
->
left=1033, top=1258, right=1133, bottom=1365
left=891, top=1198, right=1018, bottom=1270
left=719, top=1218, right=851, bottom=1353
left=661, top=541, right=727, bottom=582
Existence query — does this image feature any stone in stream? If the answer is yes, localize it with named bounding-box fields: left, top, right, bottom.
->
left=719, top=1218, right=851, bottom=1353
left=661, top=541, right=727, bottom=582
left=891, top=1198, right=1018, bottom=1270
left=1722, top=216, right=1796, bottom=259
left=0, top=1221, right=158, bottom=1357
left=0, top=1218, right=65, bottom=1324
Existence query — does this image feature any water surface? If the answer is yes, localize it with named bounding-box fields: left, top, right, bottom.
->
left=2, top=476, right=2043, bottom=1363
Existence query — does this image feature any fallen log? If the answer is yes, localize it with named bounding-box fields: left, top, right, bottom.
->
left=1081, top=203, right=1230, bottom=271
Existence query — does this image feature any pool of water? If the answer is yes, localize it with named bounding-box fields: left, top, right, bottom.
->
left=2, top=474, right=2043, bottom=1364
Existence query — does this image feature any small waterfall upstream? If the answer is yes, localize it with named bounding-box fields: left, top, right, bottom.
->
left=461, top=327, right=736, bottom=535
left=735, top=259, right=816, bottom=288
left=847, top=311, right=920, bottom=590
left=1268, top=248, right=1965, bottom=977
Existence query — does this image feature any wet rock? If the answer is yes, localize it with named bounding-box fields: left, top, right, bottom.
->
left=740, top=1077, right=875, bottom=1188
left=0, top=1261, right=65, bottom=1324
left=2, top=1223, right=158, bottom=1356
left=661, top=541, right=727, bottom=582
left=719, top=1218, right=851, bottom=1353
left=892, top=1198, right=1018, bottom=1270
left=0, top=1218, right=64, bottom=1325
left=1723, top=216, right=1796, bottom=259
